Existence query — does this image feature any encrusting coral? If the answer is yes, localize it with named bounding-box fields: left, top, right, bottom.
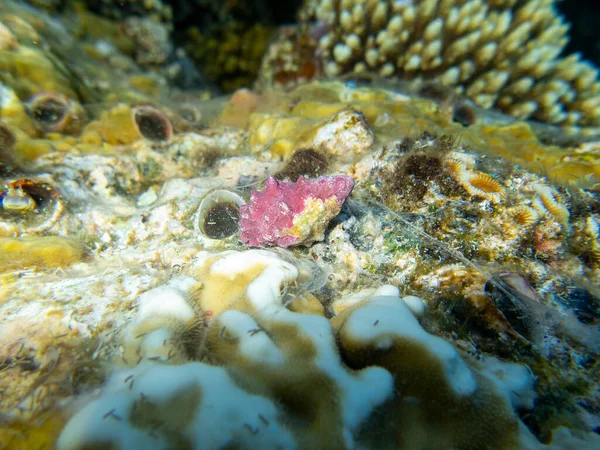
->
left=0, top=236, right=86, bottom=271
left=289, top=0, right=600, bottom=133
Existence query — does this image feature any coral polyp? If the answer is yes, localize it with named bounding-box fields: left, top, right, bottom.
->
left=510, top=205, right=539, bottom=227
left=445, top=158, right=504, bottom=202
left=534, top=184, right=570, bottom=224
left=463, top=171, right=504, bottom=201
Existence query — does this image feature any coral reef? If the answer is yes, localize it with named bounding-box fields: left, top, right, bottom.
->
left=1, top=2, right=600, bottom=448
left=263, top=0, right=600, bottom=133
left=1, top=74, right=599, bottom=447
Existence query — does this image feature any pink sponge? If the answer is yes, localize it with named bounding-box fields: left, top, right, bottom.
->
left=239, top=175, right=355, bottom=247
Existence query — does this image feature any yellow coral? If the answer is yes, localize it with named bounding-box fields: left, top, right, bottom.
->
left=0, top=236, right=86, bottom=272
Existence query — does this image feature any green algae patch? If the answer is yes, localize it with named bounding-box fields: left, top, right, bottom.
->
left=0, top=236, right=86, bottom=272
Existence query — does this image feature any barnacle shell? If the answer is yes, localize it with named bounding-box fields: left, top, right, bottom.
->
left=132, top=105, right=173, bottom=142
left=1, top=186, right=36, bottom=211
left=26, top=93, right=86, bottom=136
left=0, top=179, right=64, bottom=234
left=178, top=104, right=202, bottom=125
left=195, top=189, right=246, bottom=240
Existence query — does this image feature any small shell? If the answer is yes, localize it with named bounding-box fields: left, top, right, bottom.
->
left=195, top=190, right=246, bottom=240
left=177, top=104, right=202, bottom=125
left=534, top=184, right=569, bottom=224
left=132, top=105, right=173, bottom=142
left=510, top=205, right=539, bottom=227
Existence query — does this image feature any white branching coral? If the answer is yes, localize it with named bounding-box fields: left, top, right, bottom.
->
left=302, top=0, right=600, bottom=131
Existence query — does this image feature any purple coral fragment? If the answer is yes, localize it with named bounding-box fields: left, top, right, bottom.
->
left=239, top=175, right=355, bottom=247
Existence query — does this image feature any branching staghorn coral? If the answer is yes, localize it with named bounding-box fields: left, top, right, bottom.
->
left=300, top=0, right=600, bottom=132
